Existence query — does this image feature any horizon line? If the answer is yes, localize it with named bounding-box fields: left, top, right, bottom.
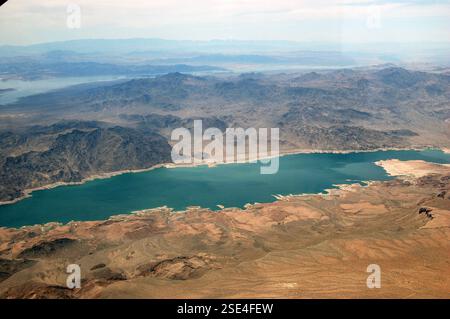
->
left=2, top=37, right=450, bottom=48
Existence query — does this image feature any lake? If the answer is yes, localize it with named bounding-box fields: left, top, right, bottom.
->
left=1, top=149, right=449, bottom=228
left=0, top=76, right=125, bottom=105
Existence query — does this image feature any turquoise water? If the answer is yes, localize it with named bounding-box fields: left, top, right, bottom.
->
left=1, top=149, right=449, bottom=228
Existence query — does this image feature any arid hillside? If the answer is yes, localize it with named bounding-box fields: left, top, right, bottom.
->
left=1, top=67, right=450, bottom=202
left=0, top=160, right=449, bottom=298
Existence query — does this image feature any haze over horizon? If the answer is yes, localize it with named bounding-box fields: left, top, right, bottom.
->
left=0, top=0, right=449, bottom=46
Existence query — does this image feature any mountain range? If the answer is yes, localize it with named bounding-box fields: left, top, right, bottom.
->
left=0, top=66, right=449, bottom=202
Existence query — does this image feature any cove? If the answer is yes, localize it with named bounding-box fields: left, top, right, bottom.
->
left=1, top=149, right=449, bottom=228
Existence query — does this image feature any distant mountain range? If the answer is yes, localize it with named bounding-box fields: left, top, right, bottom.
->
left=1, top=38, right=449, bottom=66
left=0, top=38, right=353, bottom=55
left=0, top=61, right=224, bottom=80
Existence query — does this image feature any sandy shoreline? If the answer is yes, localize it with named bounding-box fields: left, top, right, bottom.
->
left=0, top=145, right=444, bottom=207
left=375, top=159, right=450, bottom=178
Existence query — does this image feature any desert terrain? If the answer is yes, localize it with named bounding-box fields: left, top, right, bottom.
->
left=0, top=160, right=449, bottom=298
left=1, top=0, right=450, bottom=302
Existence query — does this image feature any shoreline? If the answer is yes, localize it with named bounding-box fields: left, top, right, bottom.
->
left=1, top=148, right=449, bottom=230
left=375, top=159, right=450, bottom=178
left=1, top=177, right=380, bottom=231
left=0, top=145, right=444, bottom=208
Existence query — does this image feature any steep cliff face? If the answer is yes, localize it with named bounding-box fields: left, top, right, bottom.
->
left=0, top=124, right=171, bottom=202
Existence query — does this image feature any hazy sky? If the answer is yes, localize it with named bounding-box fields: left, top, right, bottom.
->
left=0, top=0, right=449, bottom=45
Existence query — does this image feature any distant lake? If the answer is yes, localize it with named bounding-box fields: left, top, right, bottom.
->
left=1, top=149, right=449, bottom=228
left=0, top=76, right=125, bottom=105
